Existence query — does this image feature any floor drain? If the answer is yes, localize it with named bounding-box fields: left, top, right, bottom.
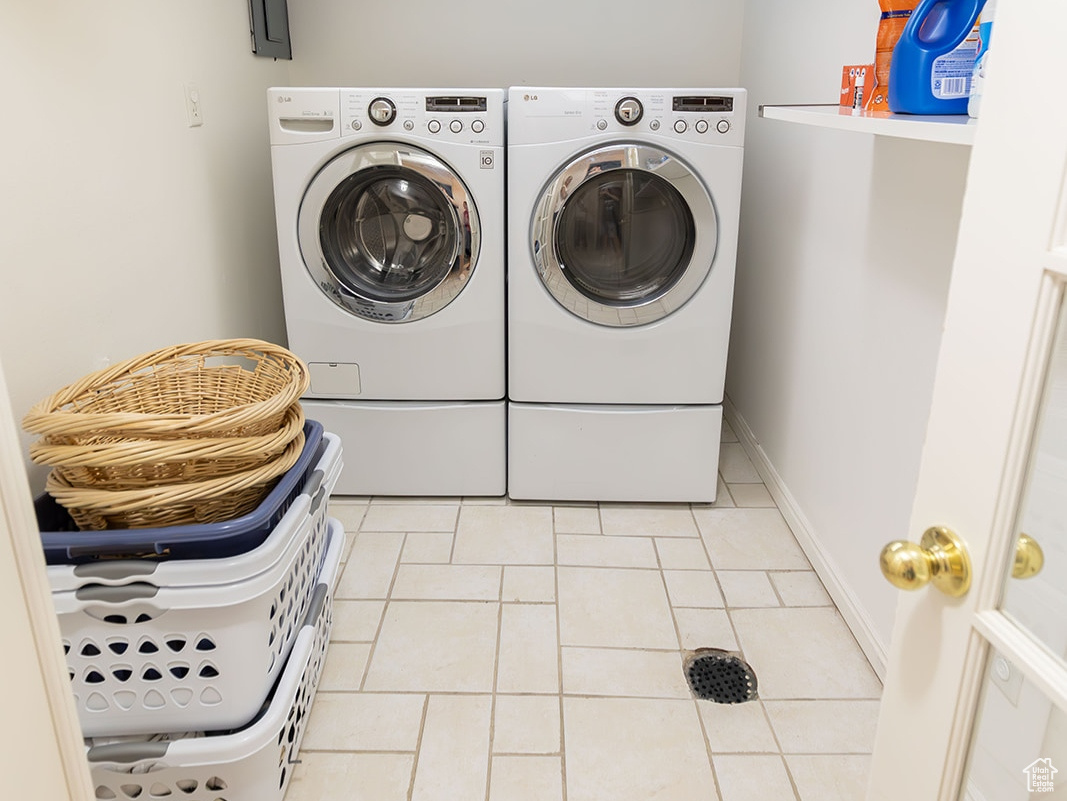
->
left=683, top=648, right=758, bottom=703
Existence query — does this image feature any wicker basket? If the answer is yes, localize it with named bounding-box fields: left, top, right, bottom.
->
left=31, top=403, right=305, bottom=489
left=22, top=339, right=310, bottom=443
left=45, top=430, right=306, bottom=530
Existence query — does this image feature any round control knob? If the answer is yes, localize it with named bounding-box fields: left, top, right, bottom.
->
left=674, top=119, right=688, bottom=133
left=649, top=119, right=661, bottom=131
left=695, top=119, right=709, bottom=134
left=449, top=120, right=463, bottom=133
left=596, top=119, right=608, bottom=131
left=368, top=97, right=396, bottom=126
left=471, top=119, right=485, bottom=133
left=716, top=119, right=731, bottom=134
left=403, top=119, right=414, bottom=131
left=614, top=97, right=643, bottom=126
left=350, top=119, right=362, bottom=131
left=427, top=119, right=442, bottom=133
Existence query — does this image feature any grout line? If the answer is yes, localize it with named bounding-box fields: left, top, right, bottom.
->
left=720, top=470, right=738, bottom=508
left=406, top=694, right=431, bottom=801
left=486, top=599, right=504, bottom=801
left=356, top=532, right=404, bottom=693
left=552, top=518, right=569, bottom=801
left=694, top=695, right=726, bottom=801
left=767, top=570, right=789, bottom=607
left=780, top=752, right=805, bottom=801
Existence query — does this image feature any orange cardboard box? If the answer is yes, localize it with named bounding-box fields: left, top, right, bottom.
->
left=840, top=64, right=876, bottom=111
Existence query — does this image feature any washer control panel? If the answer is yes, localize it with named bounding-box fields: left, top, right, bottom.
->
left=507, top=88, right=745, bottom=147
left=340, top=90, right=501, bottom=145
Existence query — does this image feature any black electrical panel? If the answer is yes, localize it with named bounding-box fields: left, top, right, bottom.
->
left=249, top=0, right=292, bottom=60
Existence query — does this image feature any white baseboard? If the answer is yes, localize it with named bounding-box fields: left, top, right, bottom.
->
left=724, top=396, right=889, bottom=679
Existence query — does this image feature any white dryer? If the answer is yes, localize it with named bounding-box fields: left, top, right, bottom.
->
left=268, top=88, right=505, bottom=496
left=507, top=87, right=746, bottom=502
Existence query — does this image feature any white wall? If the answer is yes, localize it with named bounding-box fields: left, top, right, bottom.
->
left=1, top=3, right=291, bottom=490
left=287, top=0, right=745, bottom=87
left=731, top=0, right=971, bottom=659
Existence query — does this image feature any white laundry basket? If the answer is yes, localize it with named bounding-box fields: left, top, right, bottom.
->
left=53, top=433, right=341, bottom=736
left=86, top=518, right=343, bottom=801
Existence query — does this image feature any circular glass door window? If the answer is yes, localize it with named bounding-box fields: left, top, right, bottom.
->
left=555, top=169, right=695, bottom=304
left=531, top=143, right=717, bottom=327
left=299, top=144, right=477, bottom=323
left=320, top=166, right=459, bottom=302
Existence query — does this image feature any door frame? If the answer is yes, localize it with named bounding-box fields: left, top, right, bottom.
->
left=0, top=358, right=93, bottom=799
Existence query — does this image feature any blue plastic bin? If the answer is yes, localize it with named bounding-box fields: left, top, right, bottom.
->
left=36, top=419, right=324, bottom=564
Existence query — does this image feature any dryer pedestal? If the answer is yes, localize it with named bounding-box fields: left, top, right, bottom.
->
left=302, top=399, right=506, bottom=497
left=507, top=402, right=721, bottom=503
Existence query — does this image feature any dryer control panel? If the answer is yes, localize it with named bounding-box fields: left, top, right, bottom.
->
left=507, top=87, right=746, bottom=148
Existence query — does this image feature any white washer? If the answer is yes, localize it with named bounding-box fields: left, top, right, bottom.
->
left=269, top=88, right=506, bottom=496
left=507, top=87, right=746, bottom=502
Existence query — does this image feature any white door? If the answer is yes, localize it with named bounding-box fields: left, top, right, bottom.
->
left=867, top=0, right=1067, bottom=798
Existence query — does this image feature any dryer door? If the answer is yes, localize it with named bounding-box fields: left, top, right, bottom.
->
left=298, top=143, right=478, bottom=323
left=531, top=143, right=716, bottom=327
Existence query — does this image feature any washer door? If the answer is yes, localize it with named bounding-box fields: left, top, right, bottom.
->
left=531, top=143, right=716, bottom=327
left=299, top=143, right=478, bottom=323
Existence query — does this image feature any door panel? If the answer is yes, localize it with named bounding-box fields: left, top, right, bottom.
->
left=868, top=0, right=1067, bottom=798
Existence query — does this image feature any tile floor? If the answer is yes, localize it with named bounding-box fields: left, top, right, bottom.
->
left=286, top=421, right=883, bottom=801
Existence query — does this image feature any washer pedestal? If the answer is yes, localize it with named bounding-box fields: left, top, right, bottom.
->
left=302, top=399, right=506, bottom=497
left=507, top=402, right=721, bottom=503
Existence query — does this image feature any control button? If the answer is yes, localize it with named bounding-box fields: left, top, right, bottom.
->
left=716, top=119, right=731, bottom=134
left=649, top=119, right=661, bottom=131
left=674, top=119, right=688, bottom=133
left=596, top=119, right=608, bottom=131
left=350, top=119, right=362, bottom=131
left=614, top=97, right=643, bottom=126
left=695, top=119, right=709, bottom=134
left=449, top=119, right=463, bottom=133
left=471, top=119, right=485, bottom=133
left=403, top=119, right=414, bottom=131
left=427, top=119, right=442, bottom=133
left=368, top=97, right=396, bottom=126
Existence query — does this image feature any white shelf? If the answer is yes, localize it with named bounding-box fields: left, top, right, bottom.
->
left=759, top=103, right=976, bottom=146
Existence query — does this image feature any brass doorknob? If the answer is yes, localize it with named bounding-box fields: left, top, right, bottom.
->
left=879, top=526, right=971, bottom=597
left=1013, top=533, right=1044, bottom=579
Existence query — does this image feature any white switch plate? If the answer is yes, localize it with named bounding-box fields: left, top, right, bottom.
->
left=184, top=83, right=203, bottom=127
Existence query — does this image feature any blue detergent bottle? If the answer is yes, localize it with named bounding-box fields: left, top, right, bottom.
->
left=888, top=0, right=986, bottom=114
